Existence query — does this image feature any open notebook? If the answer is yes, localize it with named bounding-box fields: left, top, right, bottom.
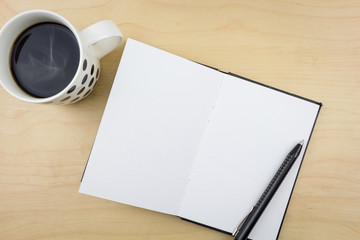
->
left=80, top=38, right=321, bottom=239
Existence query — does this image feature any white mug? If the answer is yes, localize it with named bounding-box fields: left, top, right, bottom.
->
left=0, top=10, right=122, bottom=104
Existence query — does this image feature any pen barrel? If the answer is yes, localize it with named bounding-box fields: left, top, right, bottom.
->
left=234, top=143, right=302, bottom=240
left=255, top=145, right=301, bottom=209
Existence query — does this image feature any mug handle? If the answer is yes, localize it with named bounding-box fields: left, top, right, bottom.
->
left=79, top=20, right=122, bottom=59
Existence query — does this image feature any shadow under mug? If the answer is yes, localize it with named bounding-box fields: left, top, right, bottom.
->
left=0, top=10, right=122, bottom=104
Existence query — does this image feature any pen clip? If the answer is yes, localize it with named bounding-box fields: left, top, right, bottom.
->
left=232, top=206, right=254, bottom=236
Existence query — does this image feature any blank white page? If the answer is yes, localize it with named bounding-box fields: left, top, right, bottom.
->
left=179, top=74, right=320, bottom=238
left=79, top=39, right=223, bottom=214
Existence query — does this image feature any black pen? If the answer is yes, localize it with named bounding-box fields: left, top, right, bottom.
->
left=233, top=140, right=304, bottom=240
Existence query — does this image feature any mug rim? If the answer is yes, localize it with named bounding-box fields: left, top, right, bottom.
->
left=0, top=9, right=84, bottom=103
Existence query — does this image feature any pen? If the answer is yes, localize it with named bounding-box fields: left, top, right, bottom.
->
left=233, top=140, right=304, bottom=240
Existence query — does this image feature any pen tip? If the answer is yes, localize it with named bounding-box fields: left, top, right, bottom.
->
left=300, top=140, right=304, bottom=145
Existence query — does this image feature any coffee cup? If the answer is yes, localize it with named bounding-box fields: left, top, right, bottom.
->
left=0, top=10, right=122, bottom=104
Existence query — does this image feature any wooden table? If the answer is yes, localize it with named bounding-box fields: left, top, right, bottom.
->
left=1, top=1, right=359, bottom=239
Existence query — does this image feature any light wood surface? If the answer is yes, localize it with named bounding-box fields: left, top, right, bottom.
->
left=1, top=1, right=359, bottom=239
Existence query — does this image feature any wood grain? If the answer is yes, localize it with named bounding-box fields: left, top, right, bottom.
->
left=0, top=0, right=359, bottom=239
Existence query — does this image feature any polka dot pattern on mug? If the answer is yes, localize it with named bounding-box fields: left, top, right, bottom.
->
left=70, top=97, right=80, bottom=103
left=77, top=87, right=85, bottom=95
left=89, top=77, right=94, bottom=87
left=67, top=85, right=76, bottom=94
left=83, top=59, right=87, bottom=71
left=82, top=74, right=88, bottom=84
left=57, top=57, right=100, bottom=104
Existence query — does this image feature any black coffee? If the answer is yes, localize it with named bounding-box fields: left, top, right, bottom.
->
left=10, top=22, right=80, bottom=98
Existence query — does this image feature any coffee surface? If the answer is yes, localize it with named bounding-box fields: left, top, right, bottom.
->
left=11, top=23, right=80, bottom=98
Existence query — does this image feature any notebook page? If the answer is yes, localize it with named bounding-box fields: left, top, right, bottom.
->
left=79, top=39, right=223, bottom=214
left=179, top=74, right=320, bottom=238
